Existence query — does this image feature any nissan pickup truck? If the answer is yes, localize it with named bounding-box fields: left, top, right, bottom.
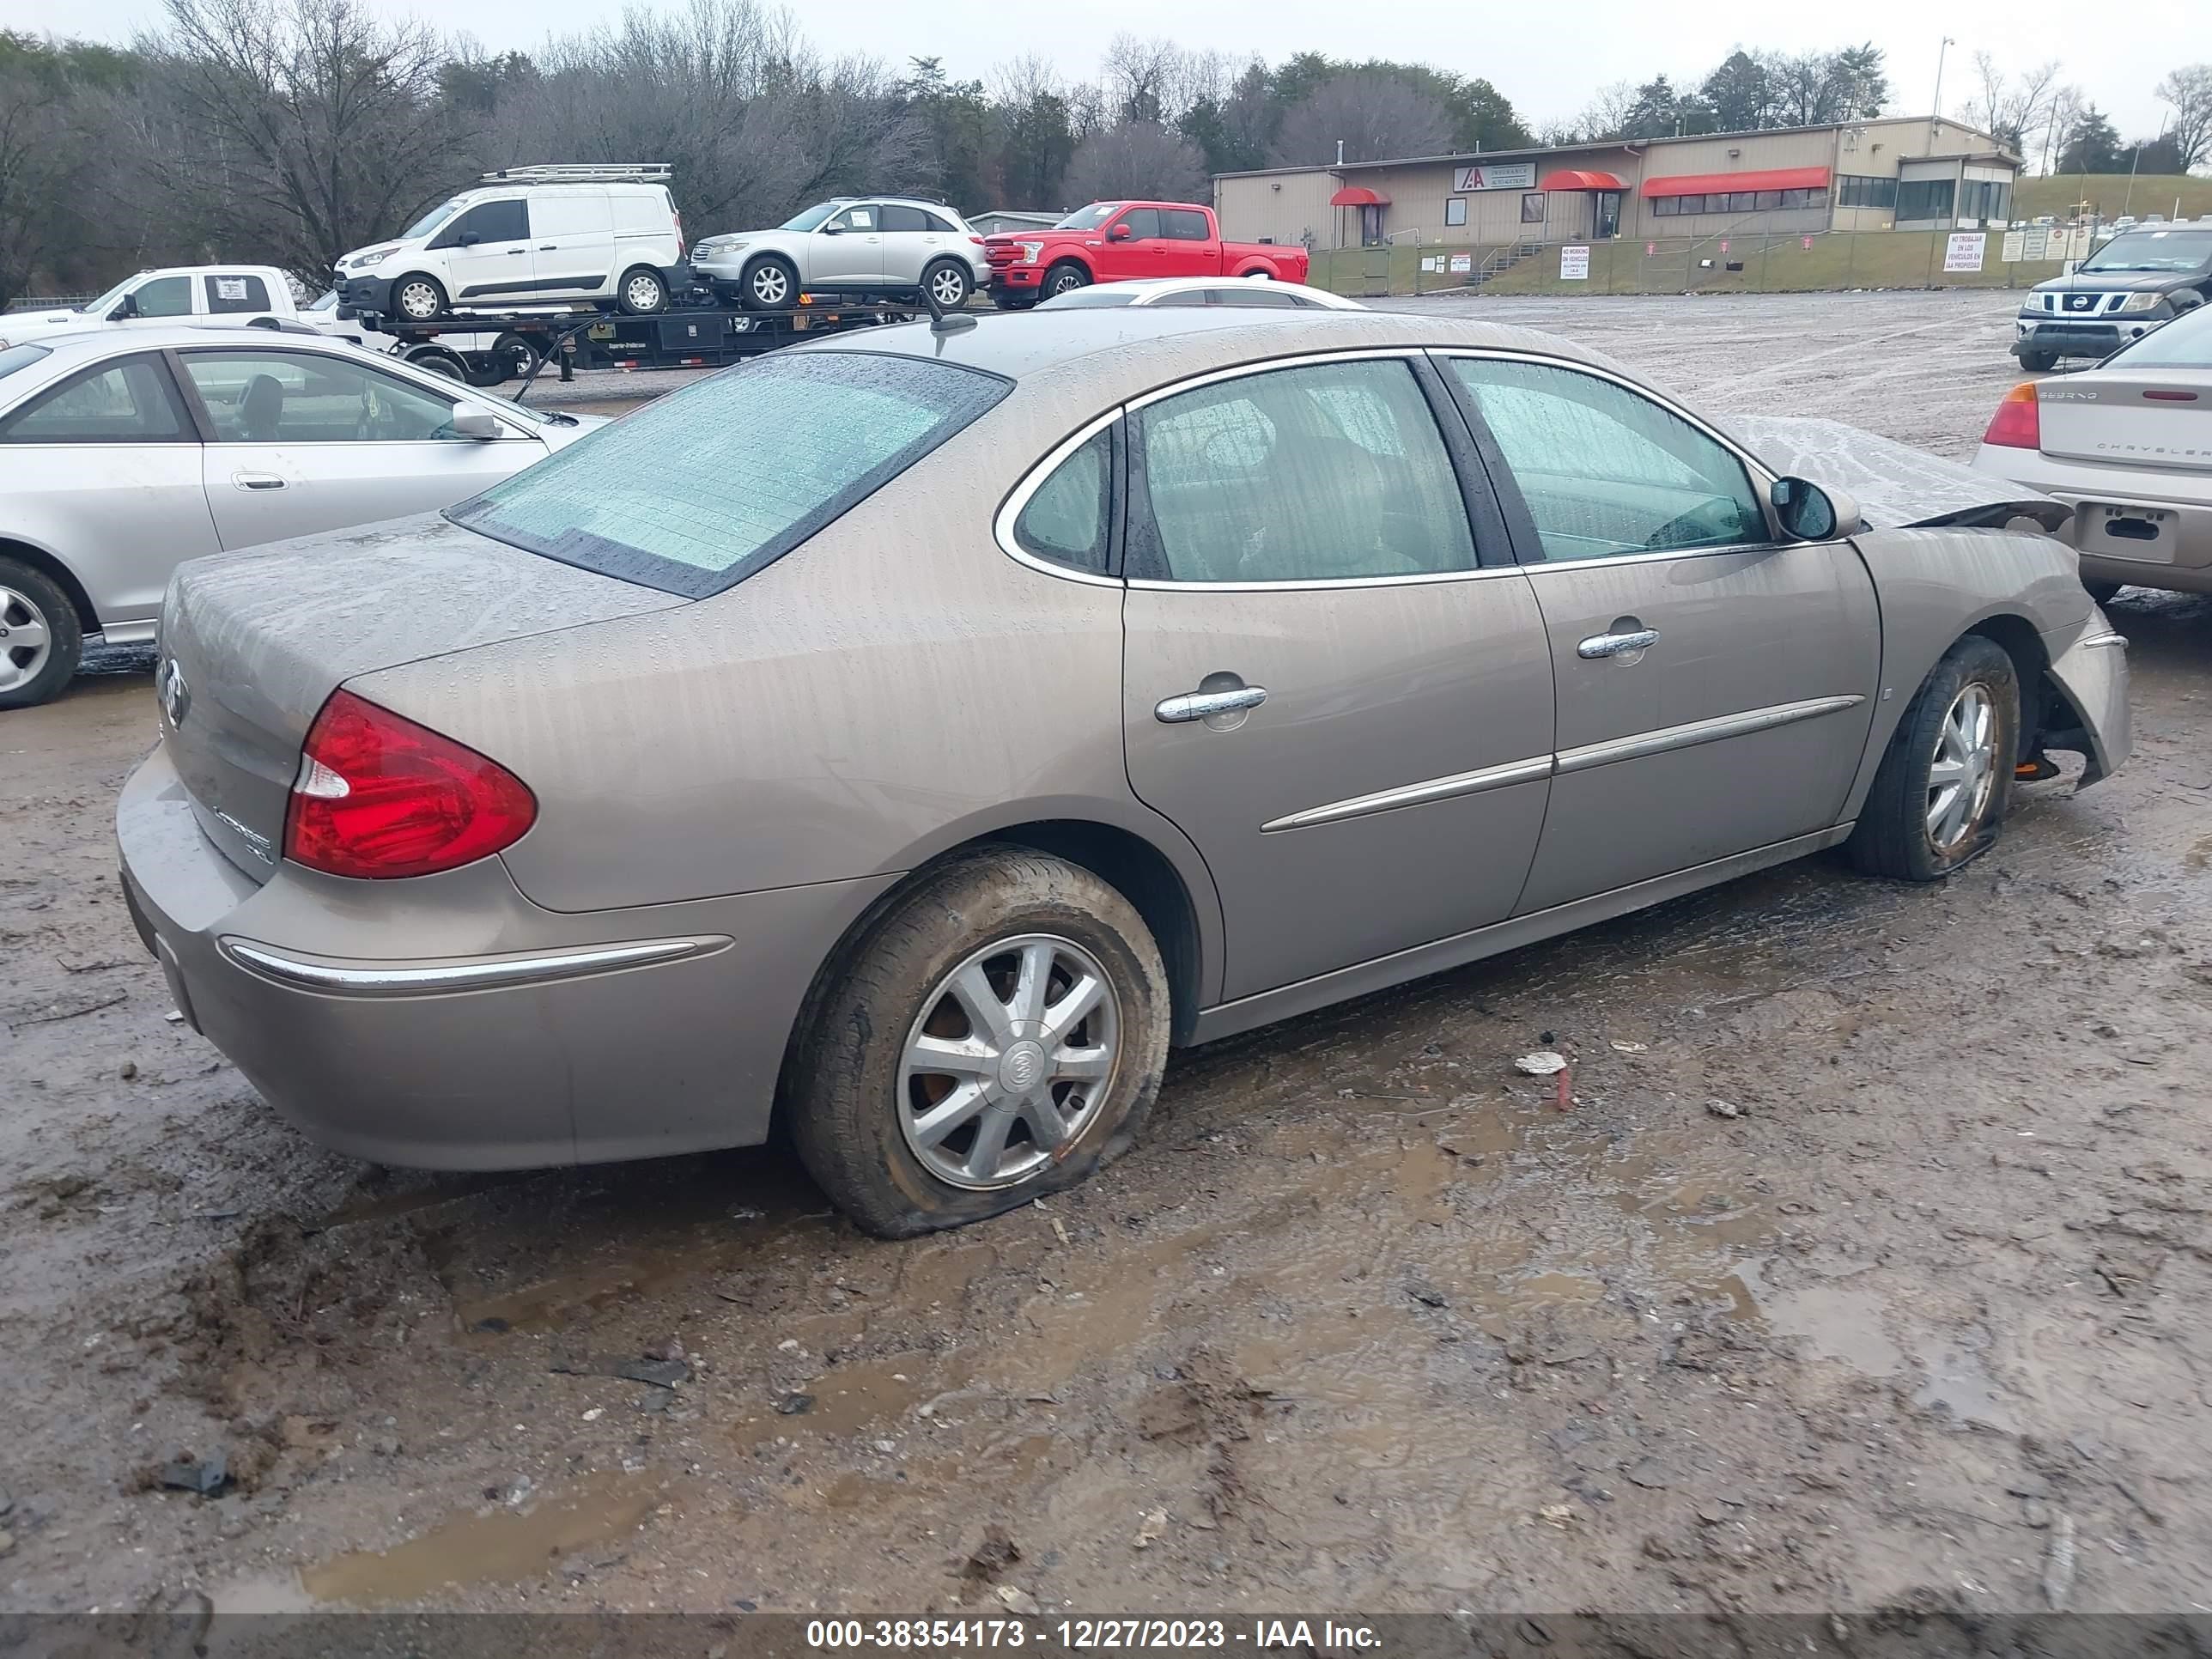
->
left=982, top=202, right=1310, bottom=307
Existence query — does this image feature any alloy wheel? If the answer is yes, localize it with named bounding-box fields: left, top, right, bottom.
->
left=896, top=934, right=1121, bottom=1190
left=0, top=586, right=53, bottom=696
left=929, top=265, right=967, bottom=307
left=750, top=264, right=790, bottom=307
left=1926, top=682, right=1997, bottom=851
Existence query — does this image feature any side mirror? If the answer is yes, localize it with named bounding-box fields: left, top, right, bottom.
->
left=457, top=230, right=481, bottom=247
left=820, top=222, right=843, bottom=235
left=1108, top=223, right=1133, bottom=241
left=112, top=295, right=139, bottom=320
left=1771, top=476, right=1859, bottom=540
left=450, top=408, right=501, bottom=441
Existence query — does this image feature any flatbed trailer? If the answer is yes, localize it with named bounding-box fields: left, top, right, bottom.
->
left=342, top=294, right=922, bottom=398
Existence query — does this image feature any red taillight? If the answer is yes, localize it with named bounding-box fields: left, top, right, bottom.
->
left=1982, top=381, right=2041, bottom=449
left=970, top=235, right=986, bottom=245
left=284, top=690, right=536, bottom=879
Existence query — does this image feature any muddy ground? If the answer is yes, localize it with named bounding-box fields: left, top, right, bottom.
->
left=3, top=289, right=2210, bottom=1623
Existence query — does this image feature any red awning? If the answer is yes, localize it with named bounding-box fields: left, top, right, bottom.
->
left=1642, top=167, right=1830, bottom=198
left=1539, top=169, right=1628, bottom=191
left=1329, top=185, right=1390, bottom=207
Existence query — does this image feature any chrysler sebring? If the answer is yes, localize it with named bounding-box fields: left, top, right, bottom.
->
left=117, top=310, right=2130, bottom=1236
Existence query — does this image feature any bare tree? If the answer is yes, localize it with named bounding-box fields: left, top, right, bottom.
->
left=1269, top=70, right=1453, bottom=165
left=2156, top=64, right=2212, bottom=171
left=1060, top=120, right=1206, bottom=204
left=1957, top=52, right=2062, bottom=164
left=1571, top=81, right=1635, bottom=142
left=490, top=0, right=930, bottom=234
left=133, top=0, right=473, bottom=280
left=0, top=52, right=95, bottom=304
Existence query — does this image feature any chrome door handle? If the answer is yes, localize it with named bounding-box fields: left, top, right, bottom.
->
left=1156, top=685, right=1268, bottom=723
left=1578, top=628, right=1658, bottom=659
left=232, top=471, right=286, bottom=491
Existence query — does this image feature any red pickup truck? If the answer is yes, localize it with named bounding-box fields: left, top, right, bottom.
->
left=982, top=202, right=1310, bottom=307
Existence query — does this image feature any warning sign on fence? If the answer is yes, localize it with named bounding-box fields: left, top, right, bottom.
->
left=1449, top=252, right=1472, bottom=275
left=1559, top=246, right=1589, bottom=280
left=1944, top=232, right=1986, bottom=273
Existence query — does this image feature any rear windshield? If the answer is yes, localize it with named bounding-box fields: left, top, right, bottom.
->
left=2108, top=305, right=2212, bottom=370
left=448, top=351, right=1009, bottom=597
left=0, top=343, right=52, bottom=380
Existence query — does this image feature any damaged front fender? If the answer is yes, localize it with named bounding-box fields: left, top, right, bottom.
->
left=2039, top=618, right=2131, bottom=788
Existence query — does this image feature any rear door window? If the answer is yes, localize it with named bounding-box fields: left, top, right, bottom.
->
left=450, top=351, right=1010, bottom=597
left=203, top=273, right=271, bottom=313
left=1133, top=359, right=1477, bottom=582
left=878, top=204, right=930, bottom=232
left=1163, top=209, right=1212, bottom=240
left=0, top=356, right=192, bottom=443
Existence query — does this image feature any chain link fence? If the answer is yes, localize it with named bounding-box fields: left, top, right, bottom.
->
left=1308, top=221, right=2112, bottom=301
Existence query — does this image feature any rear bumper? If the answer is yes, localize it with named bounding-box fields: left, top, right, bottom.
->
left=116, top=742, right=893, bottom=1170
left=1970, top=444, right=2212, bottom=592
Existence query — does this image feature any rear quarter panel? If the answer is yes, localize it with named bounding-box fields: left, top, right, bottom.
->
left=1838, top=524, right=2094, bottom=819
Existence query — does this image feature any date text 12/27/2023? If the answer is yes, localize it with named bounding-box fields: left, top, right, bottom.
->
left=804, top=1620, right=1382, bottom=1650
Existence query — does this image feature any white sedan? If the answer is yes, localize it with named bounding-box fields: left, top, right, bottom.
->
left=1035, top=276, right=1363, bottom=311
left=0, top=324, right=602, bottom=708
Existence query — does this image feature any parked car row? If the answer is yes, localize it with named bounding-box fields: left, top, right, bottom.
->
left=2013, top=226, right=2212, bottom=370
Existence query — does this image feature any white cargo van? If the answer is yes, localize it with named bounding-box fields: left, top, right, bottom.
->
left=334, top=165, right=685, bottom=323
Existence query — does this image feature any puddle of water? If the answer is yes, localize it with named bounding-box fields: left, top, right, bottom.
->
left=300, top=1470, right=675, bottom=1606
left=1735, top=1263, right=1903, bottom=1376
left=1912, top=1340, right=2019, bottom=1432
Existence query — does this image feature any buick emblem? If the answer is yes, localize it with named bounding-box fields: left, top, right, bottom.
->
left=158, top=658, right=191, bottom=727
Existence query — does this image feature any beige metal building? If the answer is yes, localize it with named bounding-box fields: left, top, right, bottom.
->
left=1216, top=118, right=2019, bottom=252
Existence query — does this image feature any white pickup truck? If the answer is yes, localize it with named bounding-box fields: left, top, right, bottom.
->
left=1, top=264, right=537, bottom=387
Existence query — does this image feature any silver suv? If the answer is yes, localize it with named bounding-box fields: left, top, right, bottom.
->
left=690, top=198, right=988, bottom=313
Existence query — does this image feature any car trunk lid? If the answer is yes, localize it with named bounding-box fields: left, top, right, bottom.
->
left=156, top=513, right=685, bottom=882
left=2034, top=374, right=2212, bottom=472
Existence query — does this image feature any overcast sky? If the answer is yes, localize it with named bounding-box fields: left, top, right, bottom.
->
left=5, top=0, right=2206, bottom=143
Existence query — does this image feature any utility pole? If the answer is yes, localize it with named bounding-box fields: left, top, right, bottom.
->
left=1929, top=36, right=1954, bottom=149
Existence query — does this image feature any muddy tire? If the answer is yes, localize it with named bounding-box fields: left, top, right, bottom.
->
left=1847, top=636, right=2019, bottom=882
left=2017, top=350, right=2058, bottom=373
left=0, top=556, right=83, bottom=711
left=787, top=850, right=1170, bottom=1238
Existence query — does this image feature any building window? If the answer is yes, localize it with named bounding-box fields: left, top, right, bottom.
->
left=1954, top=179, right=2011, bottom=223
left=1896, top=179, right=1957, bottom=222
left=1836, top=175, right=1899, bottom=210
left=1754, top=190, right=1782, bottom=211
left=1445, top=196, right=1467, bottom=226
left=1651, top=196, right=1680, bottom=217
left=1520, top=192, right=1547, bottom=223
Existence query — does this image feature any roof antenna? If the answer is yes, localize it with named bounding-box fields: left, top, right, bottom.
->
left=918, top=277, right=975, bottom=335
